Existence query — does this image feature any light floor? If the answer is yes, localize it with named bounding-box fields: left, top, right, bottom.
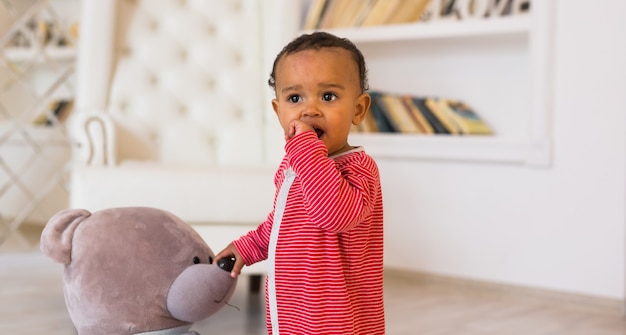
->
left=1, top=227, right=625, bottom=335
left=2, top=251, right=626, bottom=335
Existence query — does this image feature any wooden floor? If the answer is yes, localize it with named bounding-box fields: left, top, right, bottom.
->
left=2, top=252, right=625, bottom=335
left=1, top=234, right=626, bottom=334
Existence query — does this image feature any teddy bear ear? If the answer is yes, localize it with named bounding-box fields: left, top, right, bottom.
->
left=40, top=208, right=91, bottom=264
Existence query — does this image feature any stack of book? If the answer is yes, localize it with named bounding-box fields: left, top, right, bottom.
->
left=303, top=0, right=531, bottom=30
left=353, top=91, right=492, bottom=135
left=31, top=99, right=74, bottom=126
left=303, top=0, right=431, bottom=30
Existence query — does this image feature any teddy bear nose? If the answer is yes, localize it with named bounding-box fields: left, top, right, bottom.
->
left=217, top=256, right=236, bottom=272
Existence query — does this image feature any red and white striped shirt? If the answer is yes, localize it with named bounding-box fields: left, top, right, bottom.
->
left=234, top=131, right=385, bottom=334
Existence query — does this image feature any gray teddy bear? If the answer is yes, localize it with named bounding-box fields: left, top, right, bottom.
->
left=40, top=207, right=237, bottom=335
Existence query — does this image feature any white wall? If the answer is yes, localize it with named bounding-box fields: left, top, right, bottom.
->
left=380, top=0, right=626, bottom=300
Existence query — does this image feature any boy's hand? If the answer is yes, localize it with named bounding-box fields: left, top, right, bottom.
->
left=214, top=242, right=245, bottom=278
left=286, top=120, right=314, bottom=140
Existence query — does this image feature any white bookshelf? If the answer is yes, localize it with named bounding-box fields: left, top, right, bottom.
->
left=4, top=46, right=76, bottom=63
left=349, top=133, right=532, bottom=163
left=0, top=123, right=71, bottom=147
left=302, top=0, right=554, bottom=166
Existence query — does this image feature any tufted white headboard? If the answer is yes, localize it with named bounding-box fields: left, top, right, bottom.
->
left=74, top=0, right=299, bottom=167
left=69, top=1, right=302, bottom=267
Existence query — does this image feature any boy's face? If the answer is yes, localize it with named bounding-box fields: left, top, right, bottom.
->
left=272, top=47, right=370, bottom=156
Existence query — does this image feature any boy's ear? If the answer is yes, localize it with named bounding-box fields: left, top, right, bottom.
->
left=352, top=93, right=371, bottom=125
left=272, top=98, right=279, bottom=116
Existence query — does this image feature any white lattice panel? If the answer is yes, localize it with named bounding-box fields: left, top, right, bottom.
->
left=0, top=0, right=77, bottom=247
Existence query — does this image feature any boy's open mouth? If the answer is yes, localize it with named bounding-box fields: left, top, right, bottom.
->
left=313, top=127, right=324, bottom=139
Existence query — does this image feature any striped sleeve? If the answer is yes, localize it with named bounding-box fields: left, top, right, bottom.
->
left=232, top=161, right=287, bottom=265
left=285, top=131, right=376, bottom=233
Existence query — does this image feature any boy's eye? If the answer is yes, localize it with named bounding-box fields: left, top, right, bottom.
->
left=322, top=93, right=336, bottom=102
left=287, top=95, right=302, bottom=103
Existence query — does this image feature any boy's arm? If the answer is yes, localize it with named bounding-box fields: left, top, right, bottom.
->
left=286, top=131, right=380, bottom=233
left=232, top=156, right=289, bottom=265
left=218, top=159, right=287, bottom=265
left=214, top=210, right=275, bottom=278
left=232, top=210, right=274, bottom=265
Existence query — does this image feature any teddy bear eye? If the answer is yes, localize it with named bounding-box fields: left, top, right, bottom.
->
left=193, top=256, right=200, bottom=264
left=208, top=256, right=214, bottom=264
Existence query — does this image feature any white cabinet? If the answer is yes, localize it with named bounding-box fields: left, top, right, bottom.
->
left=300, top=0, right=554, bottom=166
left=0, top=0, right=78, bottom=246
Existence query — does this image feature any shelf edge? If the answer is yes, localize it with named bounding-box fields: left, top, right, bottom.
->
left=349, top=133, right=549, bottom=166
left=3, top=47, right=77, bottom=62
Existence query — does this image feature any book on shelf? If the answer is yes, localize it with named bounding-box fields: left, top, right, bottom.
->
left=385, top=0, right=431, bottom=25
left=360, top=0, right=404, bottom=27
left=303, top=0, right=329, bottom=30
left=329, top=0, right=376, bottom=28
left=316, top=0, right=343, bottom=29
left=329, top=0, right=359, bottom=28
left=490, top=0, right=531, bottom=16
left=31, top=99, right=74, bottom=126
left=440, top=0, right=458, bottom=18
left=401, top=96, right=434, bottom=134
left=425, top=97, right=462, bottom=134
left=367, top=91, right=397, bottom=132
left=378, top=94, right=424, bottom=133
left=303, top=0, right=531, bottom=30
left=410, top=97, right=450, bottom=134
left=445, top=100, right=493, bottom=134
left=344, top=0, right=379, bottom=27
left=352, top=91, right=491, bottom=136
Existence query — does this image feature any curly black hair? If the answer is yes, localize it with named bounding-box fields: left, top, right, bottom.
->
left=268, top=31, right=369, bottom=93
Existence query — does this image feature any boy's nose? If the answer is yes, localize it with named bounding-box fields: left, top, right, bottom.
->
left=302, top=103, right=322, bottom=117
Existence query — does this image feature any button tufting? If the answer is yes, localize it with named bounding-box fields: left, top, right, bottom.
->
left=232, top=107, right=243, bottom=120
left=120, top=46, right=132, bottom=57
left=206, top=23, right=216, bottom=36
left=149, top=74, right=158, bottom=86
left=206, top=78, right=216, bottom=90
left=93, top=0, right=265, bottom=167
left=150, top=132, right=160, bottom=145
left=232, top=51, right=243, bottom=65
left=232, top=0, right=242, bottom=12
left=206, top=135, right=216, bottom=148
left=119, top=101, right=129, bottom=113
